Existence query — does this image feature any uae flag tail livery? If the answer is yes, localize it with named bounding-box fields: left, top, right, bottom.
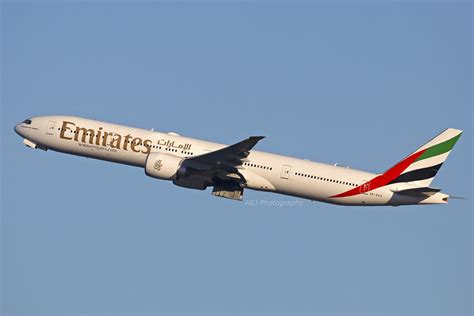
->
left=331, top=128, right=463, bottom=199
left=14, top=115, right=464, bottom=206
left=386, top=128, right=462, bottom=188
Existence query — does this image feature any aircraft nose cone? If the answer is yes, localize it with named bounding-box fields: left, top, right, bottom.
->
left=14, top=122, right=27, bottom=137
left=14, top=123, right=20, bottom=135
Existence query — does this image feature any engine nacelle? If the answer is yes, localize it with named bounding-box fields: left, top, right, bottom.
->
left=145, top=153, right=184, bottom=180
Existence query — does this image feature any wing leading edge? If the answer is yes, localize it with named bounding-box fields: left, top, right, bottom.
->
left=180, top=136, right=265, bottom=200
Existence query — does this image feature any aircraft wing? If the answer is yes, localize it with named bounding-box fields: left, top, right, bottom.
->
left=175, top=136, right=264, bottom=201
left=186, top=136, right=265, bottom=167
left=179, top=136, right=265, bottom=200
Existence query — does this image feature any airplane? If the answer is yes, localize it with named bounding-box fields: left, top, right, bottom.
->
left=14, top=115, right=463, bottom=206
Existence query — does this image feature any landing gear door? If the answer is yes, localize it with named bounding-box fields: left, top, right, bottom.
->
left=280, top=165, right=291, bottom=179
left=46, top=121, right=56, bottom=135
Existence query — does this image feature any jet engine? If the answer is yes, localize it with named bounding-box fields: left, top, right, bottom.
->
left=145, top=153, right=185, bottom=180
left=145, top=153, right=208, bottom=190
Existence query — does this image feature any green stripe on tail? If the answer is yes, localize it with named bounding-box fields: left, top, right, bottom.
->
left=415, top=133, right=462, bottom=162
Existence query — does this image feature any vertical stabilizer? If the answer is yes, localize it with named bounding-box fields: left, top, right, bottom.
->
left=387, top=128, right=462, bottom=187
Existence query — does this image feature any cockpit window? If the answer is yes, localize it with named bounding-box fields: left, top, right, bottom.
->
left=23, top=119, right=32, bottom=124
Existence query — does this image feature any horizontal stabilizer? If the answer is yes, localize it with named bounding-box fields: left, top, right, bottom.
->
left=392, top=187, right=441, bottom=197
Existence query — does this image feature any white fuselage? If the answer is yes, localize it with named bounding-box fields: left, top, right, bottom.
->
left=14, top=116, right=448, bottom=206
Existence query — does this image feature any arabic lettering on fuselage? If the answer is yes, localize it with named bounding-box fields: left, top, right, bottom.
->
left=157, top=139, right=191, bottom=151
left=59, top=121, right=192, bottom=155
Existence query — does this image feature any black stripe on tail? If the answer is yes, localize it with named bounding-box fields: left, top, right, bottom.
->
left=388, top=163, right=443, bottom=185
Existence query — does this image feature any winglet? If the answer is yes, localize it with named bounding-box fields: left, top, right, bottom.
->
left=247, top=136, right=265, bottom=148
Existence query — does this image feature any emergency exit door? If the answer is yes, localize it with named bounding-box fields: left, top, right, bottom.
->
left=280, top=165, right=292, bottom=179
left=46, top=121, right=57, bottom=135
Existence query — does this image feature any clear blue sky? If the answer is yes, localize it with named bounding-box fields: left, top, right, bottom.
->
left=1, top=2, right=472, bottom=315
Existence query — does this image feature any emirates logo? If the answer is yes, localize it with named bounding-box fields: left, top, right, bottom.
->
left=154, top=160, right=163, bottom=171
left=360, top=182, right=370, bottom=193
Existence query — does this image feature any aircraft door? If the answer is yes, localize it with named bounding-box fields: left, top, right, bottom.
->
left=280, top=165, right=291, bottom=179
left=46, top=121, right=57, bottom=135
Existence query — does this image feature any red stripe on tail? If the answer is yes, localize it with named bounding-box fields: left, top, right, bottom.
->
left=330, top=149, right=426, bottom=198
